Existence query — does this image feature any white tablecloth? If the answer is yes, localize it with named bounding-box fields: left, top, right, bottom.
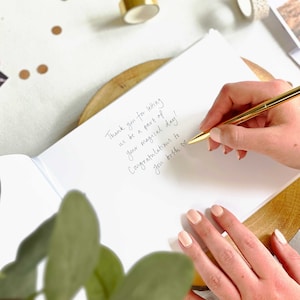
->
left=0, top=0, right=299, bottom=157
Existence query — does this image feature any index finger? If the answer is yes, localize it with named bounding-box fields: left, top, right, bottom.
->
left=200, top=80, right=291, bottom=132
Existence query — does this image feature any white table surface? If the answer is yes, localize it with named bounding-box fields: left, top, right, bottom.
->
left=0, top=0, right=299, bottom=157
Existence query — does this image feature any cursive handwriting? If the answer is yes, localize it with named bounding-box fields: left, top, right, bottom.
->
left=104, top=98, right=186, bottom=175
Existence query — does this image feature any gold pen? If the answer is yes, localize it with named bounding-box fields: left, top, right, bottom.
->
left=188, top=85, right=300, bottom=145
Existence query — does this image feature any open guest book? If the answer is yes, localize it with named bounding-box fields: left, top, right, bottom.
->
left=0, top=30, right=299, bottom=274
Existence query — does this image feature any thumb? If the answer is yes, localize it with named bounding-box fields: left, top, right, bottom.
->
left=209, top=125, right=280, bottom=155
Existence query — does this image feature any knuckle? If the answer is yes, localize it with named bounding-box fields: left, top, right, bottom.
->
left=263, top=277, right=286, bottom=300
left=195, top=218, right=214, bottom=239
left=232, top=127, right=245, bottom=150
left=283, top=250, right=300, bottom=270
left=221, top=125, right=245, bottom=150
left=207, top=273, right=222, bottom=290
left=219, top=247, right=235, bottom=265
left=220, top=83, right=233, bottom=96
left=290, top=251, right=300, bottom=263
left=201, top=225, right=213, bottom=239
left=189, top=251, right=202, bottom=263
left=220, top=213, right=237, bottom=232
left=242, top=233, right=257, bottom=249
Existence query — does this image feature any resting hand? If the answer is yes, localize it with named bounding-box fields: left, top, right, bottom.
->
left=178, top=206, right=300, bottom=299
left=200, top=80, right=300, bottom=169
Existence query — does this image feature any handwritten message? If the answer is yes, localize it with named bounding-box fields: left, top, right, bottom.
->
left=104, top=98, right=187, bottom=175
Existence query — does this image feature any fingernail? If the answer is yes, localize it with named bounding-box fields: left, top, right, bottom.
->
left=211, top=205, right=224, bottom=217
left=210, top=128, right=221, bottom=143
left=275, top=229, right=287, bottom=245
left=236, top=150, right=241, bottom=160
left=178, top=231, right=193, bottom=247
left=187, top=209, right=202, bottom=224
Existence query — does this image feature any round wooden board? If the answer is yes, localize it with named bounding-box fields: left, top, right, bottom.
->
left=78, top=58, right=300, bottom=289
left=78, top=57, right=274, bottom=125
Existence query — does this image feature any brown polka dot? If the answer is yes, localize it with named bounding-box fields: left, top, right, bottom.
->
left=19, top=69, right=30, bottom=80
left=37, top=64, right=48, bottom=74
left=51, top=26, right=62, bottom=35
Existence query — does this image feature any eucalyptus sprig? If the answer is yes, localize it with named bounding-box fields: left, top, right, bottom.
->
left=0, top=190, right=194, bottom=300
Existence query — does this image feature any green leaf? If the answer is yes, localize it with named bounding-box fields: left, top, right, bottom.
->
left=85, top=245, right=124, bottom=300
left=0, top=215, right=56, bottom=298
left=110, top=252, right=194, bottom=300
left=0, top=263, right=37, bottom=298
left=16, top=214, right=56, bottom=270
left=44, top=190, right=100, bottom=300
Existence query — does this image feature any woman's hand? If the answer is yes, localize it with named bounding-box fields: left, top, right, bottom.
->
left=178, top=205, right=300, bottom=299
left=200, top=80, right=300, bottom=169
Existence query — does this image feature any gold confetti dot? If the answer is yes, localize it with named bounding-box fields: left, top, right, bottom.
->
left=37, top=64, right=48, bottom=74
left=19, top=69, right=30, bottom=80
left=51, top=26, right=62, bottom=35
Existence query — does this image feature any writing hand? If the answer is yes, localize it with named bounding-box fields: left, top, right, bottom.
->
left=200, top=80, right=300, bottom=169
left=178, top=205, right=300, bottom=299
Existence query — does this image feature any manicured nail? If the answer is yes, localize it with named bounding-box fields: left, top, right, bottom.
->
left=187, top=209, right=202, bottom=224
left=236, top=150, right=241, bottom=160
left=211, top=205, right=224, bottom=217
left=210, top=128, right=221, bottom=143
left=275, top=229, right=287, bottom=245
left=178, top=231, right=193, bottom=247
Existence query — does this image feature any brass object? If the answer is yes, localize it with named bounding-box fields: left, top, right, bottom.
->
left=119, top=0, right=159, bottom=24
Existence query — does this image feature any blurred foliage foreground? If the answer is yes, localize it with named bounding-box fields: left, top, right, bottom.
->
left=0, top=190, right=194, bottom=300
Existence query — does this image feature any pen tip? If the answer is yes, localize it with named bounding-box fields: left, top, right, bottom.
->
left=187, top=132, right=210, bottom=145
